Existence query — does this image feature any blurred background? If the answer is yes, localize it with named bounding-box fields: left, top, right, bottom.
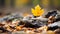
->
left=0, top=0, right=60, bottom=15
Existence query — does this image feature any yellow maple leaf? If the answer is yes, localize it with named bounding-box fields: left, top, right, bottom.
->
left=31, top=5, right=44, bottom=16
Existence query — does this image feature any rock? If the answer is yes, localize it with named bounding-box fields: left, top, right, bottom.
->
left=48, top=21, right=60, bottom=27
left=45, top=10, right=57, bottom=18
